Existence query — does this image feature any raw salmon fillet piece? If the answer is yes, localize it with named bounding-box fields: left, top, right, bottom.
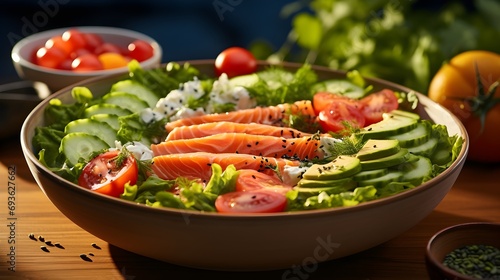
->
left=151, top=152, right=300, bottom=182
left=165, top=100, right=316, bottom=132
left=166, top=121, right=312, bottom=141
left=152, top=132, right=327, bottom=160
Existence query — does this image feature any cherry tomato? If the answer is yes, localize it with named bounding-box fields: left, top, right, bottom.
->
left=215, top=46, right=257, bottom=78
left=98, top=52, right=129, bottom=69
left=215, top=190, right=287, bottom=214
left=45, top=35, right=72, bottom=56
left=69, top=48, right=91, bottom=60
left=35, top=46, right=67, bottom=69
left=71, top=53, right=103, bottom=72
left=317, top=97, right=365, bottom=134
left=94, top=43, right=124, bottom=56
left=235, top=169, right=292, bottom=195
left=359, top=89, right=399, bottom=125
left=78, top=150, right=138, bottom=198
left=57, top=58, right=73, bottom=70
left=428, top=50, right=500, bottom=162
left=61, top=29, right=87, bottom=52
left=82, top=33, right=103, bottom=52
left=127, top=39, right=154, bottom=62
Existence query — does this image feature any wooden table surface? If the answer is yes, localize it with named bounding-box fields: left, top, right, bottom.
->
left=1, top=134, right=499, bottom=280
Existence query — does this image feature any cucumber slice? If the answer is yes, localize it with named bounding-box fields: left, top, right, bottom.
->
left=311, top=80, right=365, bottom=99
left=388, top=122, right=431, bottom=148
left=358, top=113, right=419, bottom=139
left=399, top=156, right=432, bottom=185
left=65, top=119, right=117, bottom=147
left=357, top=171, right=403, bottom=188
left=102, top=92, right=149, bottom=113
left=296, top=177, right=355, bottom=190
left=110, top=80, right=159, bottom=107
left=352, top=168, right=389, bottom=181
left=59, top=132, right=109, bottom=166
left=407, top=137, right=438, bottom=158
left=229, top=73, right=259, bottom=88
left=90, top=114, right=120, bottom=131
left=84, top=103, right=132, bottom=117
left=389, top=110, right=420, bottom=120
left=360, top=148, right=410, bottom=170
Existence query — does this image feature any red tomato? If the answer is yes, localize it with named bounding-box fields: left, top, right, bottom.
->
left=35, top=46, right=67, bottom=69
left=71, top=53, right=103, bottom=72
left=78, top=150, right=138, bottom=198
left=235, top=169, right=292, bottom=195
left=57, top=58, right=73, bottom=70
left=45, top=35, right=72, bottom=56
left=318, top=98, right=365, bottom=133
left=69, top=48, right=91, bottom=60
left=82, top=33, right=104, bottom=52
left=127, top=40, right=154, bottom=62
left=94, top=43, right=124, bottom=56
left=215, top=47, right=257, bottom=78
left=61, top=29, right=87, bottom=52
left=359, top=89, right=399, bottom=125
left=313, top=91, right=351, bottom=115
left=215, top=190, right=287, bottom=214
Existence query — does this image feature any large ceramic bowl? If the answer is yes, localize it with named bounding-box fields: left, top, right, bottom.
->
left=21, top=61, right=469, bottom=271
left=11, top=26, right=162, bottom=92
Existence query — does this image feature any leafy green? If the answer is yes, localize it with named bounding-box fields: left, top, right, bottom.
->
left=261, top=0, right=500, bottom=93
left=117, top=113, right=168, bottom=145
left=245, top=64, right=318, bottom=106
left=123, top=164, right=239, bottom=212
left=128, top=60, right=205, bottom=98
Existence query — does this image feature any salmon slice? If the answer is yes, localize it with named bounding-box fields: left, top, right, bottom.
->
left=152, top=132, right=327, bottom=160
left=151, top=152, right=300, bottom=182
left=166, top=121, right=312, bottom=141
left=165, top=100, right=316, bottom=132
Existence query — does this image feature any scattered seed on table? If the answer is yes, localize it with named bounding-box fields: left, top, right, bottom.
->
left=38, top=235, right=45, bottom=242
left=54, top=243, right=65, bottom=249
left=28, top=233, right=37, bottom=241
left=40, top=246, right=50, bottom=252
left=91, top=243, right=101, bottom=250
left=88, top=253, right=95, bottom=256
left=80, top=254, right=93, bottom=262
left=45, top=241, right=54, bottom=247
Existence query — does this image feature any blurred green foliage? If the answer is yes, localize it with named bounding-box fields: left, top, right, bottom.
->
left=251, top=0, right=500, bottom=94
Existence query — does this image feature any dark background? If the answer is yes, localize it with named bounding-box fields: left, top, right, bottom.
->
left=1, top=0, right=295, bottom=83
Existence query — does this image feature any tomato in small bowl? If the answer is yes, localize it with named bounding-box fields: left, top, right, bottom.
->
left=12, top=26, right=162, bottom=92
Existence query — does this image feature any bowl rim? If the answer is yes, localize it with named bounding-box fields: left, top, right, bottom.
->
left=425, top=222, right=500, bottom=279
left=20, top=59, right=470, bottom=220
left=11, top=25, right=162, bottom=77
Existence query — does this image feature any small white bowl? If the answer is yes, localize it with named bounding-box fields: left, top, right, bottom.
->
left=11, top=26, right=162, bottom=92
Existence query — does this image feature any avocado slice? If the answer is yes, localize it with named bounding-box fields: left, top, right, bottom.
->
left=357, top=110, right=419, bottom=139
left=356, top=139, right=400, bottom=161
left=360, top=148, right=410, bottom=170
left=302, top=156, right=361, bottom=180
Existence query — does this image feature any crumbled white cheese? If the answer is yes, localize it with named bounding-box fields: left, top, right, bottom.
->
left=282, top=165, right=308, bottom=186
left=112, top=141, right=153, bottom=161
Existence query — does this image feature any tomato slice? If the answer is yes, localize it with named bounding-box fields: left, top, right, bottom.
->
left=78, top=150, right=138, bottom=198
left=214, top=47, right=257, bottom=78
left=235, top=169, right=292, bottom=195
left=318, top=98, right=365, bottom=133
left=359, top=89, right=399, bottom=125
left=215, top=190, right=287, bottom=213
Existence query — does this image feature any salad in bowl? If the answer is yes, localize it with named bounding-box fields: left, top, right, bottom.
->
left=21, top=48, right=467, bottom=270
